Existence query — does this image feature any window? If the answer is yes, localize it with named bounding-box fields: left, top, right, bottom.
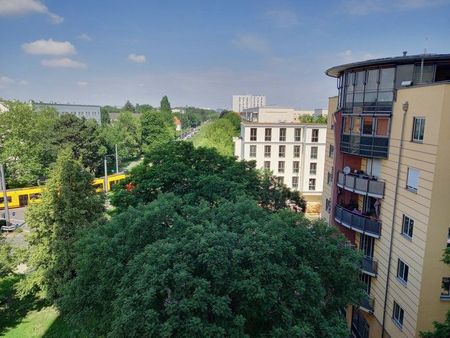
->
left=441, top=277, right=450, bottom=299
left=249, top=145, right=256, bottom=157
left=325, top=198, right=331, bottom=213
left=294, top=145, right=301, bottom=158
left=412, top=117, right=425, bottom=143
left=292, top=161, right=300, bottom=174
left=277, top=176, right=284, bottom=185
left=392, top=302, right=404, bottom=328
left=309, top=178, right=316, bottom=191
left=279, top=145, right=286, bottom=158
left=447, top=228, right=450, bottom=248
left=362, top=117, right=373, bottom=135
left=329, top=144, right=334, bottom=158
left=406, top=168, right=420, bottom=192
left=401, top=215, right=414, bottom=238
left=279, top=128, right=286, bottom=141
left=0, top=196, right=12, bottom=203
left=327, top=172, right=332, bottom=185
left=294, top=128, right=301, bottom=141
left=264, top=145, right=271, bottom=157
left=292, top=177, right=298, bottom=188
left=311, top=146, right=318, bottom=159
left=264, top=161, right=271, bottom=170
left=278, top=161, right=285, bottom=173
left=310, top=163, right=317, bottom=175
left=311, top=129, right=319, bottom=142
left=376, top=118, right=389, bottom=136
left=265, top=128, right=272, bottom=141
left=397, top=259, right=409, bottom=284
left=352, top=117, right=361, bottom=134
left=250, top=128, right=257, bottom=141
left=343, top=116, right=351, bottom=134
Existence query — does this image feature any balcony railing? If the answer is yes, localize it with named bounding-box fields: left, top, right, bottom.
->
left=360, top=293, right=375, bottom=314
left=337, top=171, right=385, bottom=198
left=361, top=256, right=378, bottom=277
left=341, top=134, right=389, bottom=159
left=334, top=205, right=381, bottom=238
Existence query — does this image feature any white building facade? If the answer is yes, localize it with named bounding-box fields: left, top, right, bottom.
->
left=33, top=102, right=101, bottom=124
left=232, top=95, right=266, bottom=113
left=234, top=106, right=327, bottom=215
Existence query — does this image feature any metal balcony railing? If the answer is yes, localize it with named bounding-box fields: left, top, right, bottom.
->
left=360, top=293, right=375, bottom=314
left=334, top=205, right=381, bottom=238
left=337, top=171, right=385, bottom=198
left=361, top=256, right=378, bottom=277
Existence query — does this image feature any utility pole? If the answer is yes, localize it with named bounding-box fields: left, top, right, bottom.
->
left=104, top=157, right=108, bottom=193
left=115, top=144, right=119, bottom=174
left=0, top=164, right=11, bottom=225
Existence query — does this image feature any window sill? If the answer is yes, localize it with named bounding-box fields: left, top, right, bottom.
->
left=411, top=140, right=423, bottom=144
left=406, top=187, right=418, bottom=194
left=400, top=233, right=413, bottom=242
left=440, top=296, right=450, bottom=301
left=392, top=318, right=403, bottom=331
left=397, top=277, right=408, bottom=287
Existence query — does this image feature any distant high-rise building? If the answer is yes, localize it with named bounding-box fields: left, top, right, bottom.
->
left=232, top=95, right=266, bottom=112
left=32, top=101, right=101, bottom=124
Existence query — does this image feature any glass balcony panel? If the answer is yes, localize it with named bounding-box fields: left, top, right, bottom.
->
left=361, top=256, right=378, bottom=276
left=334, top=205, right=381, bottom=238
left=337, top=171, right=385, bottom=198
left=360, top=293, right=375, bottom=313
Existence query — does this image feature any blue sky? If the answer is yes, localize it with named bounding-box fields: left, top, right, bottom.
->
left=1, top=0, right=449, bottom=109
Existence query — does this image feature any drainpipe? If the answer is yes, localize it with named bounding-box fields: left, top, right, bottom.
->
left=381, top=101, right=408, bottom=337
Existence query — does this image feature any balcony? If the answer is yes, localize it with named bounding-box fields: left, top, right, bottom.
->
left=335, top=205, right=381, bottom=238
left=360, top=293, right=375, bottom=314
left=361, top=256, right=378, bottom=277
left=341, top=134, right=389, bottom=158
left=337, top=171, right=384, bottom=198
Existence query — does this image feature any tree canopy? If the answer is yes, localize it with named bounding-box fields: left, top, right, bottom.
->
left=160, top=95, right=172, bottom=113
left=140, top=109, right=175, bottom=153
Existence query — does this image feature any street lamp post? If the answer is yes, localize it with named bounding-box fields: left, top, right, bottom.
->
left=103, top=147, right=120, bottom=193
left=0, top=164, right=11, bottom=225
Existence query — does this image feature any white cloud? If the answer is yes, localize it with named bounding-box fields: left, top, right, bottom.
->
left=77, top=81, right=88, bottom=86
left=0, top=75, right=14, bottom=88
left=342, top=0, right=450, bottom=15
left=128, top=53, right=146, bottom=63
left=41, top=58, right=86, bottom=69
left=338, top=50, right=378, bottom=62
left=0, top=0, right=63, bottom=23
left=22, top=39, right=75, bottom=56
left=19, top=80, right=28, bottom=85
left=232, top=34, right=269, bottom=53
left=265, top=9, right=299, bottom=28
left=78, top=33, right=92, bottom=42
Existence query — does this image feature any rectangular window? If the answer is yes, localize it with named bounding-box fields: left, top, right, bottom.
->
left=447, top=228, right=450, bottom=248
left=327, top=172, right=332, bottom=185
left=277, top=176, right=284, bottom=185
left=249, top=145, right=256, bottom=157
left=392, top=302, right=404, bottom=328
left=311, top=129, right=319, bottom=142
left=250, top=128, right=257, bottom=141
left=412, top=117, right=425, bottom=143
left=401, top=215, right=414, bottom=238
left=0, top=196, right=12, bottom=203
left=279, top=128, right=286, bottom=141
left=325, top=198, right=331, bottom=213
left=264, top=145, right=271, bottom=157
left=397, top=259, right=409, bottom=284
left=441, top=277, right=450, bottom=299
left=294, top=145, right=301, bottom=158
left=292, top=176, right=298, bottom=188
left=278, top=161, right=285, bottom=173
left=279, top=145, right=286, bottom=158
left=362, top=117, right=373, bottom=135
left=352, top=117, right=361, bottom=134
left=265, top=128, right=272, bottom=141
left=376, top=118, right=389, bottom=136
left=264, top=161, right=271, bottom=170
left=311, top=146, right=318, bottom=159
left=343, top=116, right=351, bottom=134
left=295, top=128, right=301, bottom=142
left=293, top=161, right=299, bottom=173
left=310, top=163, right=317, bottom=175
left=329, top=144, right=334, bottom=158
left=309, top=178, right=316, bottom=191
left=407, top=168, right=420, bottom=192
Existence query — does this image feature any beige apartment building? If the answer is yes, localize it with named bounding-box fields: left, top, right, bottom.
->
left=234, top=106, right=327, bottom=215
left=321, top=53, right=450, bottom=337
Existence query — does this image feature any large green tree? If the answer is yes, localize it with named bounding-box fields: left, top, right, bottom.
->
left=0, top=237, right=15, bottom=277
left=17, top=148, right=104, bottom=300
left=140, top=109, right=174, bottom=153
left=192, top=117, right=239, bottom=156
left=160, top=95, right=172, bottom=113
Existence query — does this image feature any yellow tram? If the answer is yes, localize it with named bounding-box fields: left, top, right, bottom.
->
left=0, top=173, right=126, bottom=209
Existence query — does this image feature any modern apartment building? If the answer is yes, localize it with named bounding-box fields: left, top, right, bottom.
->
left=234, top=106, right=327, bottom=215
left=32, top=102, right=101, bottom=124
left=321, top=53, right=450, bottom=337
left=232, top=94, right=266, bottom=113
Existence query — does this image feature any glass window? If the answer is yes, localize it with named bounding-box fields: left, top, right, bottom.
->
left=376, top=118, right=389, bottom=136
left=294, top=145, right=300, bottom=158
left=311, top=146, right=318, bottom=159
left=407, top=168, right=420, bottom=192
left=279, top=128, right=286, bottom=141
left=325, top=198, right=331, bottom=213
left=355, top=71, right=365, bottom=91
left=264, top=145, right=271, bottom=157
left=310, top=163, right=317, bottom=175
left=343, top=116, right=351, bottom=134
left=279, top=145, right=285, bottom=158
left=293, top=161, right=299, bottom=173
left=309, top=178, right=316, bottom=191
left=352, top=117, right=361, bottom=134
left=327, top=172, right=332, bottom=185
left=295, top=128, right=301, bottom=141
left=277, top=176, right=284, bottom=185
left=292, top=176, right=298, bottom=188
left=362, top=117, right=373, bottom=135
left=265, top=128, right=272, bottom=141
left=393, top=302, right=404, bottom=328
left=379, top=68, right=395, bottom=90
left=414, top=65, right=435, bottom=84
left=397, top=259, right=409, bottom=284
left=311, top=129, right=319, bottom=142
left=278, top=161, right=285, bottom=173
left=249, top=145, right=256, bottom=157
left=329, top=144, right=334, bottom=158
left=366, top=69, right=379, bottom=91
left=264, top=161, right=271, bottom=170
left=401, top=215, right=414, bottom=238
left=441, top=277, right=450, bottom=299
left=412, top=117, right=425, bottom=142
left=250, top=128, right=257, bottom=141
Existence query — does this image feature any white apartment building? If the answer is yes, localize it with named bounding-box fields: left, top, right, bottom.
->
left=232, top=95, right=266, bottom=113
left=32, top=102, right=101, bottom=124
left=234, top=106, right=327, bottom=215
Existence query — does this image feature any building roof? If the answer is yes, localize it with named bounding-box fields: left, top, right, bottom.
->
left=326, top=53, right=450, bottom=78
left=32, top=101, right=101, bottom=108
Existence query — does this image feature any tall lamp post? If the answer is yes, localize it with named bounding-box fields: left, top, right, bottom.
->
left=103, top=147, right=120, bottom=193
left=0, top=164, right=11, bottom=225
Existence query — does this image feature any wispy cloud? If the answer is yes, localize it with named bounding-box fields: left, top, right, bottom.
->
left=0, top=75, right=14, bottom=89
left=265, top=9, right=299, bottom=28
left=0, top=0, right=63, bottom=23
left=77, top=81, right=88, bottom=86
left=22, top=39, right=75, bottom=55
left=128, top=53, right=146, bottom=63
left=41, top=58, right=86, bottom=69
left=232, top=33, right=269, bottom=53
left=77, top=33, right=92, bottom=42
left=338, top=50, right=378, bottom=62
left=342, top=0, right=450, bottom=15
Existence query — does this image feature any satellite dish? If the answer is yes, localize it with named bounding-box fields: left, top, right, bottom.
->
left=343, top=166, right=351, bottom=175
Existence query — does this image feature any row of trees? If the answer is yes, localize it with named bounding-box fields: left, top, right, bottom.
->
left=12, top=140, right=365, bottom=337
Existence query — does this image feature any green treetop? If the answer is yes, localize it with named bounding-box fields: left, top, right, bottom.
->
left=160, top=95, right=172, bottom=113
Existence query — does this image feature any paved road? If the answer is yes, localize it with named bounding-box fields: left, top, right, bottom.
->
left=2, top=207, right=29, bottom=248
